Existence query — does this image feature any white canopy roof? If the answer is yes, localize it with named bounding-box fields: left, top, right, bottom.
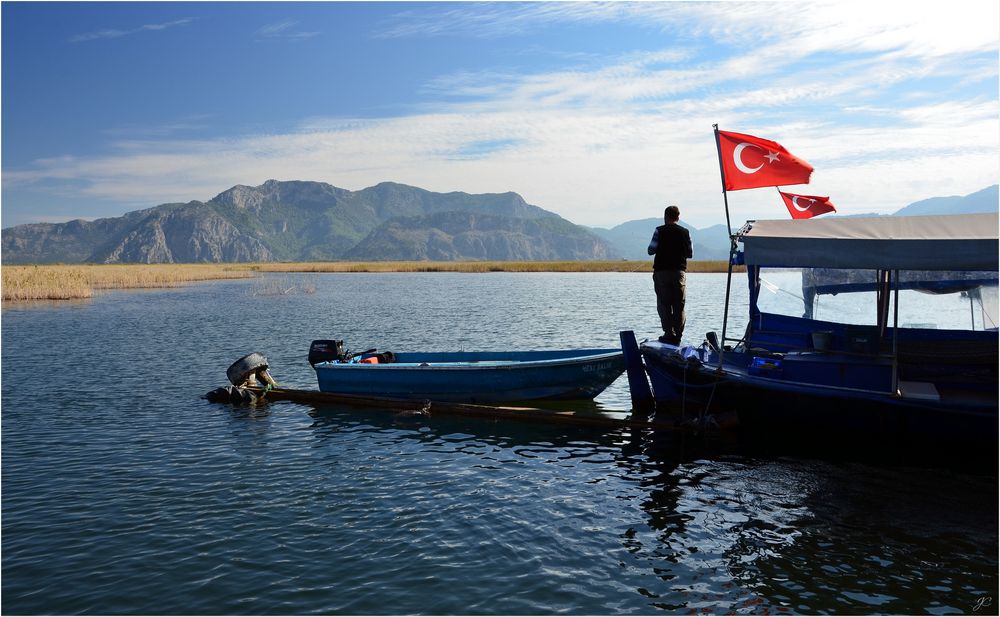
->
left=739, top=213, right=999, bottom=271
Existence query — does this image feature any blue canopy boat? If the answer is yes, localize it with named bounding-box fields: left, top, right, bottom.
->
left=310, top=343, right=625, bottom=404
left=640, top=213, right=999, bottom=449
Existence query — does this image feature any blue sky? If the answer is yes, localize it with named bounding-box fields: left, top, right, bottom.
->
left=2, top=1, right=998, bottom=230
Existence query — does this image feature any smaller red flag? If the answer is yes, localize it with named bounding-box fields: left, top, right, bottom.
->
left=778, top=191, right=836, bottom=220
left=717, top=130, right=814, bottom=191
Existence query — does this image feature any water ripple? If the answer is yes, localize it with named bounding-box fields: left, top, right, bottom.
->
left=4, top=275, right=997, bottom=614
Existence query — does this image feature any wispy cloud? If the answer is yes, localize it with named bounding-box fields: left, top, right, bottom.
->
left=102, top=115, right=216, bottom=139
left=378, top=0, right=998, bottom=60
left=255, top=19, right=320, bottom=41
left=375, top=2, right=668, bottom=39
left=7, top=90, right=996, bottom=227
left=12, top=1, right=999, bottom=228
left=70, top=18, right=194, bottom=43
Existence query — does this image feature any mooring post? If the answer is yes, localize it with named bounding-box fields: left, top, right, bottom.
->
left=619, top=330, right=654, bottom=414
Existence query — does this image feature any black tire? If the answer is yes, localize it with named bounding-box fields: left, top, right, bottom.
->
left=227, top=352, right=269, bottom=386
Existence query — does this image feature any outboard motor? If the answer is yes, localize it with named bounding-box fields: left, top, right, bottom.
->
left=309, top=340, right=346, bottom=366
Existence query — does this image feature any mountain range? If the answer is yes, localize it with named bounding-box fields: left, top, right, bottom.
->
left=1, top=182, right=996, bottom=264
left=1, top=180, right=615, bottom=264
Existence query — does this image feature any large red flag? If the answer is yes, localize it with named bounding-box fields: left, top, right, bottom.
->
left=716, top=130, right=814, bottom=191
left=778, top=191, right=836, bottom=219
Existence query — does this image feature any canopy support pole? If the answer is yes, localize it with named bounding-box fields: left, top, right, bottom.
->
left=717, top=238, right=738, bottom=372
left=891, top=269, right=900, bottom=395
left=876, top=269, right=891, bottom=338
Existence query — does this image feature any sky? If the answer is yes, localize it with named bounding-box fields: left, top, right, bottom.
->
left=1, top=1, right=998, bottom=231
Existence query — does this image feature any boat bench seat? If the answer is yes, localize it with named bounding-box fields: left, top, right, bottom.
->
left=897, top=380, right=940, bottom=401
left=895, top=338, right=998, bottom=365
left=896, top=338, right=998, bottom=384
left=780, top=351, right=893, bottom=391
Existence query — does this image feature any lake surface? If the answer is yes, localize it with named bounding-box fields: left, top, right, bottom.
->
left=2, top=272, right=997, bottom=615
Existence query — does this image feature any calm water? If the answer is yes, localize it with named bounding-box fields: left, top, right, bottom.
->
left=2, top=272, right=997, bottom=615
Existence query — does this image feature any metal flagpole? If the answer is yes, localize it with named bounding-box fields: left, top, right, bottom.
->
left=713, top=124, right=735, bottom=370
left=713, top=125, right=733, bottom=237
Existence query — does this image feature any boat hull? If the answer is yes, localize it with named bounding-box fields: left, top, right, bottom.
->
left=641, top=342, right=998, bottom=450
left=314, top=349, right=626, bottom=404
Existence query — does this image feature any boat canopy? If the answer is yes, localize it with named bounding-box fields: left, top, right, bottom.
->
left=739, top=213, right=999, bottom=271
left=803, top=268, right=997, bottom=296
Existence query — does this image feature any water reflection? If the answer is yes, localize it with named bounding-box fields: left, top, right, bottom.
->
left=284, top=399, right=997, bottom=613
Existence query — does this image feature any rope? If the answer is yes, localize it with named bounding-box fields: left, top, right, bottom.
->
left=679, top=352, right=722, bottom=435
left=681, top=361, right=687, bottom=421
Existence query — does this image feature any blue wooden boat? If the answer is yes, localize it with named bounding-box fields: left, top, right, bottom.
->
left=640, top=213, right=998, bottom=449
left=311, top=346, right=625, bottom=404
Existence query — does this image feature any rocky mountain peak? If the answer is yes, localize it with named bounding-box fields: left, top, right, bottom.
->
left=212, top=184, right=267, bottom=211
left=0, top=180, right=616, bottom=263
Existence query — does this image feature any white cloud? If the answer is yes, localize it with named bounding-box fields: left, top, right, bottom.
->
left=12, top=1, right=999, bottom=229
left=255, top=19, right=320, bottom=40
left=7, top=92, right=996, bottom=229
left=378, top=1, right=998, bottom=60
left=70, top=18, right=194, bottom=43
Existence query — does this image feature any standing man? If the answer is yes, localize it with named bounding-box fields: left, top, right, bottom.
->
left=648, top=205, right=693, bottom=345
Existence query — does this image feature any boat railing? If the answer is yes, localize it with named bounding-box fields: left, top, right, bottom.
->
left=753, top=342, right=896, bottom=361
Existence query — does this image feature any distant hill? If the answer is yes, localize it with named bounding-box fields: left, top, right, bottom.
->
left=589, top=219, right=730, bottom=261
left=597, top=185, right=998, bottom=260
left=1, top=180, right=617, bottom=263
left=347, top=211, right=613, bottom=261
left=892, top=185, right=998, bottom=216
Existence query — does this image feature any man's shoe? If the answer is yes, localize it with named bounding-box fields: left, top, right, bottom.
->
left=657, top=334, right=672, bottom=344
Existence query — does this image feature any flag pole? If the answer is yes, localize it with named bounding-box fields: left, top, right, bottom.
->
left=713, top=124, right=732, bottom=237
left=713, top=124, right=734, bottom=371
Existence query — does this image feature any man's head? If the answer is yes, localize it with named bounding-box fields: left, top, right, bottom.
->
left=664, top=205, right=680, bottom=223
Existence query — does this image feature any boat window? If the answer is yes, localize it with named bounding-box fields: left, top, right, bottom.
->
left=757, top=268, right=999, bottom=330
left=757, top=268, right=880, bottom=326
left=972, top=284, right=999, bottom=331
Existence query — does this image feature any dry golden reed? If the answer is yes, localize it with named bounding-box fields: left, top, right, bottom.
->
left=1, top=264, right=253, bottom=302
left=2, top=261, right=737, bottom=302
left=252, top=260, right=737, bottom=274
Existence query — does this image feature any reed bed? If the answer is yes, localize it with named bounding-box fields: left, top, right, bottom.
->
left=2, top=264, right=254, bottom=302
left=2, top=261, right=738, bottom=302
left=253, top=260, right=739, bottom=273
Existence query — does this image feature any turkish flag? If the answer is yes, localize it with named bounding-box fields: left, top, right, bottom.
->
left=778, top=191, right=836, bottom=219
left=717, top=130, right=814, bottom=191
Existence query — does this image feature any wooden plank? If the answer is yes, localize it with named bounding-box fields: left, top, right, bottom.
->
left=247, top=386, right=722, bottom=433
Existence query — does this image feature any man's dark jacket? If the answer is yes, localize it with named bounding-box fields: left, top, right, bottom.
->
left=652, top=223, right=693, bottom=271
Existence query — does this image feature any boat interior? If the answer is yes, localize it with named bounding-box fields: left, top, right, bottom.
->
left=742, top=312, right=998, bottom=405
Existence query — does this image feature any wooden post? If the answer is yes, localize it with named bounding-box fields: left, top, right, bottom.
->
left=619, top=330, right=654, bottom=413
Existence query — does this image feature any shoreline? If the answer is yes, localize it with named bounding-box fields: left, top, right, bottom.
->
left=2, top=261, right=742, bottom=302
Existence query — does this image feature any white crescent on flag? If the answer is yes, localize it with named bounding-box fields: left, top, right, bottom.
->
left=733, top=142, right=763, bottom=174
left=790, top=196, right=815, bottom=212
